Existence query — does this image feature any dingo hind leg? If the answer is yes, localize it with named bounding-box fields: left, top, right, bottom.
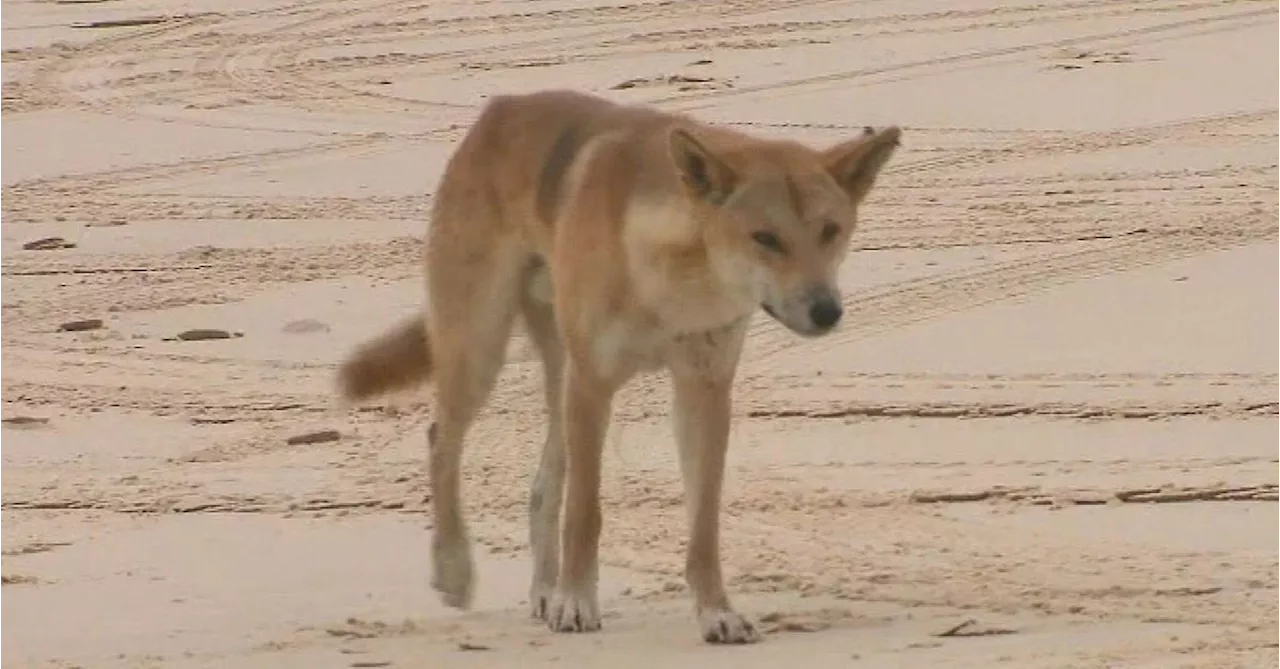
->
left=521, top=285, right=567, bottom=620
left=424, top=182, right=528, bottom=610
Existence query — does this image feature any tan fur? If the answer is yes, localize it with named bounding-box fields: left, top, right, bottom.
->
left=336, top=90, right=901, bottom=644
left=337, top=316, right=431, bottom=402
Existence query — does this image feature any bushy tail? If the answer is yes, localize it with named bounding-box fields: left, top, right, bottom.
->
left=337, top=316, right=432, bottom=402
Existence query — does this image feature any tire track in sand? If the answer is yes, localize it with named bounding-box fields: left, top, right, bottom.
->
left=657, top=4, right=1274, bottom=110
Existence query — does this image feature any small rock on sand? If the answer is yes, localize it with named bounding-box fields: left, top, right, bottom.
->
left=1, top=416, right=51, bottom=429
left=58, top=319, right=104, bottom=332
left=173, top=329, right=241, bottom=341
left=22, top=237, right=76, bottom=251
left=282, top=318, right=330, bottom=334
left=286, top=429, right=341, bottom=445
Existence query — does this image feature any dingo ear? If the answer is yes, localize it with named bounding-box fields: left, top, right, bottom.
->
left=669, top=128, right=737, bottom=204
left=824, top=126, right=901, bottom=204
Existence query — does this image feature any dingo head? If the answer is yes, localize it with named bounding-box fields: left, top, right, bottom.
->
left=669, top=125, right=901, bottom=337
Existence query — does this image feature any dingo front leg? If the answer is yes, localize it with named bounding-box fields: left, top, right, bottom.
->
left=669, top=324, right=759, bottom=644
left=548, top=361, right=613, bottom=633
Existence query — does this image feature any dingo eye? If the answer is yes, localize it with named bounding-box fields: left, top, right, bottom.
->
left=820, top=221, right=840, bottom=244
left=752, top=231, right=785, bottom=253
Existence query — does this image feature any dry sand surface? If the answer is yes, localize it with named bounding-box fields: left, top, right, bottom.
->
left=2, top=0, right=1278, bottom=667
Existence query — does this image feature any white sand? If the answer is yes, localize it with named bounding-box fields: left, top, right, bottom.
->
left=2, top=0, right=1276, bottom=667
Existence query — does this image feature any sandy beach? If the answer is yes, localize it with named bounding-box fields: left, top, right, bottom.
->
left=2, top=0, right=1277, bottom=667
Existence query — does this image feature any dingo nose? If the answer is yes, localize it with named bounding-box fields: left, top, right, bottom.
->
left=809, top=296, right=843, bottom=330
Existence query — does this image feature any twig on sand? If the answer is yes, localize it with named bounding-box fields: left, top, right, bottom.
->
left=934, top=619, right=1017, bottom=638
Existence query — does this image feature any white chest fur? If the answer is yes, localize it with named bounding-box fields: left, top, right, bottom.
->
left=590, top=319, right=673, bottom=379
left=621, top=201, right=757, bottom=337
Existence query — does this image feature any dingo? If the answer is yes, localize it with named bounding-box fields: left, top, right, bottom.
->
left=338, top=90, right=900, bottom=644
